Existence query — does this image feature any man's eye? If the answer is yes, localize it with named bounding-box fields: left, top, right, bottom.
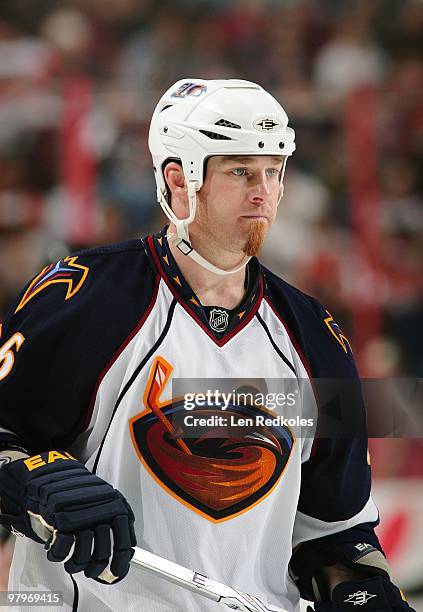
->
left=232, top=168, right=247, bottom=176
left=266, top=168, right=279, bottom=177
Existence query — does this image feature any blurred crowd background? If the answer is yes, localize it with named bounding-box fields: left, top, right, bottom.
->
left=0, top=0, right=421, bottom=605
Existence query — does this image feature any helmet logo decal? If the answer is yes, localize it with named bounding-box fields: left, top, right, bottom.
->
left=209, top=308, right=229, bottom=332
left=171, top=82, right=207, bottom=99
left=253, top=117, right=280, bottom=132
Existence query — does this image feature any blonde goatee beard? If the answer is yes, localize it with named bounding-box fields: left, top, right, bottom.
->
left=243, top=219, right=267, bottom=257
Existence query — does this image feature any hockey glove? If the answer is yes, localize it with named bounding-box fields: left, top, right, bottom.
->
left=0, top=451, right=136, bottom=583
left=308, top=577, right=415, bottom=612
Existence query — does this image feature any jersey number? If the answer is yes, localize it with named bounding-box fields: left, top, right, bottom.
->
left=0, top=333, right=25, bottom=382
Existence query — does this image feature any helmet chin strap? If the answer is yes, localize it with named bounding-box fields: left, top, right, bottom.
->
left=158, top=180, right=251, bottom=276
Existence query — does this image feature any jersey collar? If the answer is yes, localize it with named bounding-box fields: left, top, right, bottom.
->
left=144, top=226, right=264, bottom=345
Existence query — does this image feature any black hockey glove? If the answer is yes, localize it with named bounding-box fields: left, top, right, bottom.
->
left=308, top=577, right=415, bottom=612
left=0, top=451, right=136, bottom=583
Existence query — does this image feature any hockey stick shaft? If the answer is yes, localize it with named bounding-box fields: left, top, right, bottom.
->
left=131, top=547, right=219, bottom=602
left=130, top=546, right=286, bottom=612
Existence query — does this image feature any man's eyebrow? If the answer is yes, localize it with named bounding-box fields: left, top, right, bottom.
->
left=220, top=156, right=284, bottom=165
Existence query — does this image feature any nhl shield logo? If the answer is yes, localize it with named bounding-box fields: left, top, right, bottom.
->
left=209, top=308, right=229, bottom=333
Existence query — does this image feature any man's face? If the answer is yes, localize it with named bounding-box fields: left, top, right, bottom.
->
left=191, top=155, right=285, bottom=257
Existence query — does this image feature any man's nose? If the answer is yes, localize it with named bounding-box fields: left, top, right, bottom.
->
left=248, top=174, right=271, bottom=203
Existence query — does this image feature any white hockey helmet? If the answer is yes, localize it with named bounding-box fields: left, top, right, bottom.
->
left=148, top=78, right=296, bottom=275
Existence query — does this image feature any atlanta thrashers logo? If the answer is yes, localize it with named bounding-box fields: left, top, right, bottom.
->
left=129, top=357, right=295, bottom=523
left=323, top=310, right=353, bottom=354
left=171, top=82, right=207, bottom=98
left=14, top=257, right=89, bottom=313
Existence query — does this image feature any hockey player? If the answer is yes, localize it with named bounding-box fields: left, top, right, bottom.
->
left=0, top=79, right=415, bottom=611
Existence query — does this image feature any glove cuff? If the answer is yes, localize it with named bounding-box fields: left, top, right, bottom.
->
left=332, top=577, right=404, bottom=609
left=0, top=451, right=79, bottom=540
left=312, top=577, right=415, bottom=612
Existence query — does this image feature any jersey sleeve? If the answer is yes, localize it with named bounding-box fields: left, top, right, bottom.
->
left=0, top=246, right=157, bottom=452
left=263, top=271, right=383, bottom=584
left=292, top=297, right=380, bottom=546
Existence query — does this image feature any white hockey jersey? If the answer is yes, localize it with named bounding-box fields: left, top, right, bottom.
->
left=0, top=228, right=380, bottom=611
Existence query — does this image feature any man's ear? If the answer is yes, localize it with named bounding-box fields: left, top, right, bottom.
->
left=164, top=162, right=188, bottom=212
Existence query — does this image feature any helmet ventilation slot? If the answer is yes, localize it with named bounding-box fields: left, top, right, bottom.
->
left=199, top=130, right=232, bottom=140
left=215, top=119, right=241, bottom=129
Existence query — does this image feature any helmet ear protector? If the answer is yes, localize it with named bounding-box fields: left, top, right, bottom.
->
left=148, top=78, right=296, bottom=275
